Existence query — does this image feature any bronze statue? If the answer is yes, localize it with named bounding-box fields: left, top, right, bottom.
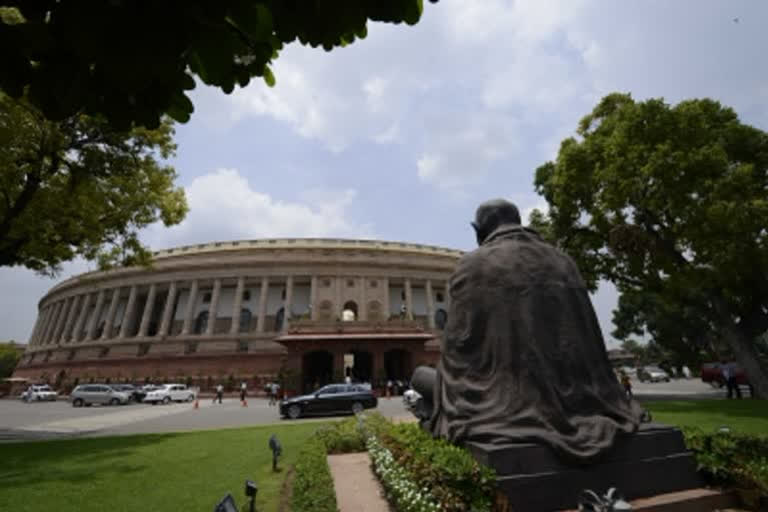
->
left=414, top=199, right=643, bottom=462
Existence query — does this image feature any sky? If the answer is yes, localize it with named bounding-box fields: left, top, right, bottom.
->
left=2, top=0, right=767, bottom=347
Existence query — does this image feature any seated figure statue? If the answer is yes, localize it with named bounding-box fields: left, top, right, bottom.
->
left=414, top=199, right=643, bottom=462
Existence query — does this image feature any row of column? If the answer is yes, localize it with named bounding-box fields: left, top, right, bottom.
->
left=29, top=276, right=451, bottom=347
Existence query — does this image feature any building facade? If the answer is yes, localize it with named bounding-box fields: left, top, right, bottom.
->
left=13, top=239, right=461, bottom=393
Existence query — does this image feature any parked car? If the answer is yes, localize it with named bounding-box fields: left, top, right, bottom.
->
left=280, top=383, right=377, bottom=419
left=111, top=384, right=146, bottom=402
left=700, top=362, right=750, bottom=388
left=143, top=383, right=196, bottom=404
left=70, top=384, right=131, bottom=407
left=637, top=366, right=671, bottom=383
left=21, top=384, right=58, bottom=402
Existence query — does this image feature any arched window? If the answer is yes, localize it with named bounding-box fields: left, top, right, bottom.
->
left=194, top=311, right=209, bottom=334
left=434, top=308, right=448, bottom=330
left=274, top=307, right=285, bottom=331
left=239, top=308, right=252, bottom=333
left=342, top=301, right=358, bottom=321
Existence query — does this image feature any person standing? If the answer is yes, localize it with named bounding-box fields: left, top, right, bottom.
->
left=215, top=383, right=224, bottom=404
left=620, top=371, right=632, bottom=398
left=722, top=361, right=742, bottom=399
left=240, top=381, right=247, bottom=402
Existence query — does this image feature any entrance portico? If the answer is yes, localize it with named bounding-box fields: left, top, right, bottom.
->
left=276, top=320, right=438, bottom=393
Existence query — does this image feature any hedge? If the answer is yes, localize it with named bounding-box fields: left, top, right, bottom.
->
left=291, top=436, right=338, bottom=512
left=682, top=427, right=768, bottom=499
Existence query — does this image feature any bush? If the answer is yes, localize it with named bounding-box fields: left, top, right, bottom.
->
left=379, top=423, right=496, bottom=512
left=683, top=428, right=768, bottom=497
left=292, top=436, right=337, bottom=512
left=316, top=418, right=367, bottom=454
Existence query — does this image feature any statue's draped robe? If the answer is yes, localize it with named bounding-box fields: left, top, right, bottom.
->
left=429, top=225, right=642, bottom=462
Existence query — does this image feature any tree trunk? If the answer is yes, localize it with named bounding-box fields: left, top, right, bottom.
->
left=721, top=324, right=768, bottom=399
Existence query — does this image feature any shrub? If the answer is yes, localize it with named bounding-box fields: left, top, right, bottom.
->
left=316, top=418, right=367, bottom=454
left=367, top=434, right=441, bottom=512
left=683, top=428, right=768, bottom=496
left=292, top=436, right=337, bottom=512
left=379, top=423, right=496, bottom=512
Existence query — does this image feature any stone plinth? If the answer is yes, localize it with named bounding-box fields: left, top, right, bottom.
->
left=467, top=424, right=703, bottom=512
left=197, top=340, right=237, bottom=353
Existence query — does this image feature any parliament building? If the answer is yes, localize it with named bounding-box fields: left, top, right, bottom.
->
left=13, top=239, right=461, bottom=393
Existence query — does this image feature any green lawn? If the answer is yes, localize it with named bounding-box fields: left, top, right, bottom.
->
left=645, top=399, right=768, bottom=435
left=0, top=422, right=329, bottom=512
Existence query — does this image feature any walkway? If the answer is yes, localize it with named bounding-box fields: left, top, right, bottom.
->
left=328, top=452, right=391, bottom=512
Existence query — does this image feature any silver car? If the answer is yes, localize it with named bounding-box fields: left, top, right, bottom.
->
left=70, top=384, right=131, bottom=407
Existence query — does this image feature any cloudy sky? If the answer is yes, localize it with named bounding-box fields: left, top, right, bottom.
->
left=1, top=0, right=766, bottom=346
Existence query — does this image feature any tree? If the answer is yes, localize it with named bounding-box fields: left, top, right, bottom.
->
left=0, top=1, right=434, bottom=130
left=534, top=93, right=768, bottom=398
left=0, top=94, right=188, bottom=274
left=0, top=341, right=21, bottom=379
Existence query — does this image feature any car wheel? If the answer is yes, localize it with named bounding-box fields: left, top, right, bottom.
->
left=73, top=398, right=84, bottom=408
left=162, top=396, right=171, bottom=405
left=110, top=398, right=120, bottom=406
left=287, top=404, right=302, bottom=419
left=351, top=401, right=364, bottom=414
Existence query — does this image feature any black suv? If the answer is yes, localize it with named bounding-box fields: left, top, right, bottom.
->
left=280, top=383, right=377, bottom=419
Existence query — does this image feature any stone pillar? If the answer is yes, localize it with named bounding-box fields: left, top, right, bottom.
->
left=158, top=282, right=178, bottom=336
left=72, top=293, right=92, bottom=342
left=426, top=280, right=435, bottom=329
left=405, top=278, right=413, bottom=320
left=181, top=280, right=199, bottom=335
left=333, top=351, right=345, bottom=381
left=282, top=275, right=293, bottom=332
left=118, top=285, right=138, bottom=339
left=101, top=288, right=121, bottom=340
left=86, top=290, right=106, bottom=341
left=61, top=295, right=81, bottom=343
left=382, top=278, right=390, bottom=321
left=445, top=280, right=451, bottom=310
left=310, top=276, right=318, bottom=321
left=230, top=277, right=245, bottom=334
left=51, top=299, right=71, bottom=343
left=206, top=279, right=222, bottom=335
left=360, top=276, right=368, bottom=321
left=138, top=284, right=157, bottom=337
left=28, top=310, right=45, bottom=346
left=48, top=301, right=66, bottom=344
left=257, top=276, right=269, bottom=333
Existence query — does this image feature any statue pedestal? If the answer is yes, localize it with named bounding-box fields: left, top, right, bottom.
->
left=466, top=424, right=703, bottom=512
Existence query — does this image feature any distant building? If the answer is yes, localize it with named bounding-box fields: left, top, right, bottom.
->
left=14, top=238, right=460, bottom=393
left=607, top=349, right=635, bottom=368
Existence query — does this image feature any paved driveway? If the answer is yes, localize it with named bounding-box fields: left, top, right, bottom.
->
left=0, top=379, right=724, bottom=441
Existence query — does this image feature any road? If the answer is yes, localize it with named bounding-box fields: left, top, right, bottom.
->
left=0, top=378, right=725, bottom=442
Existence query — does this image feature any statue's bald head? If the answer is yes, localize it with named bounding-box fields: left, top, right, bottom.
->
left=472, top=199, right=521, bottom=245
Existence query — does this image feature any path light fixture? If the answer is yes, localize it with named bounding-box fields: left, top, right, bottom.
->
left=245, top=480, right=258, bottom=512
left=269, top=434, right=282, bottom=471
left=213, top=494, right=238, bottom=512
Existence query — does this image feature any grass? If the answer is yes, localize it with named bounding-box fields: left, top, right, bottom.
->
left=0, top=422, right=329, bottom=512
left=645, top=399, right=768, bottom=435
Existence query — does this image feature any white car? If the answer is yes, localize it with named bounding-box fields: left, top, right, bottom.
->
left=638, top=366, right=671, bottom=383
left=143, top=384, right=196, bottom=404
left=21, top=385, right=58, bottom=402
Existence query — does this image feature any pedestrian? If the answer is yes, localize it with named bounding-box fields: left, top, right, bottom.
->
left=240, top=381, right=247, bottom=402
left=620, top=371, right=632, bottom=398
left=722, top=361, right=742, bottom=399
left=345, top=374, right=352, bottom=385
left=386, top=379, right=393, bottom=399
left=400, top=303, right=407, bottom=319
left=215, top=383, right=224, bottom=404
left=268, top=382, right=278, bottom=406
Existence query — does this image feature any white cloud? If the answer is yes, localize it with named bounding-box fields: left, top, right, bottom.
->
left=143, top=168, right=374, bottom=250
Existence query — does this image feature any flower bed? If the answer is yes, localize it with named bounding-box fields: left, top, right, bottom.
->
left=367, top=434, right=443, bottom=512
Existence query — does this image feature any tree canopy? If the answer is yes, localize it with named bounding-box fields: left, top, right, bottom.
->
left=0, top=341, right=22, bottom=379
left=534, top=93, right=768, bottom=397
left=0, top=0, right=434, bottom=130
left=0, top=94, right=188, bottom=274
